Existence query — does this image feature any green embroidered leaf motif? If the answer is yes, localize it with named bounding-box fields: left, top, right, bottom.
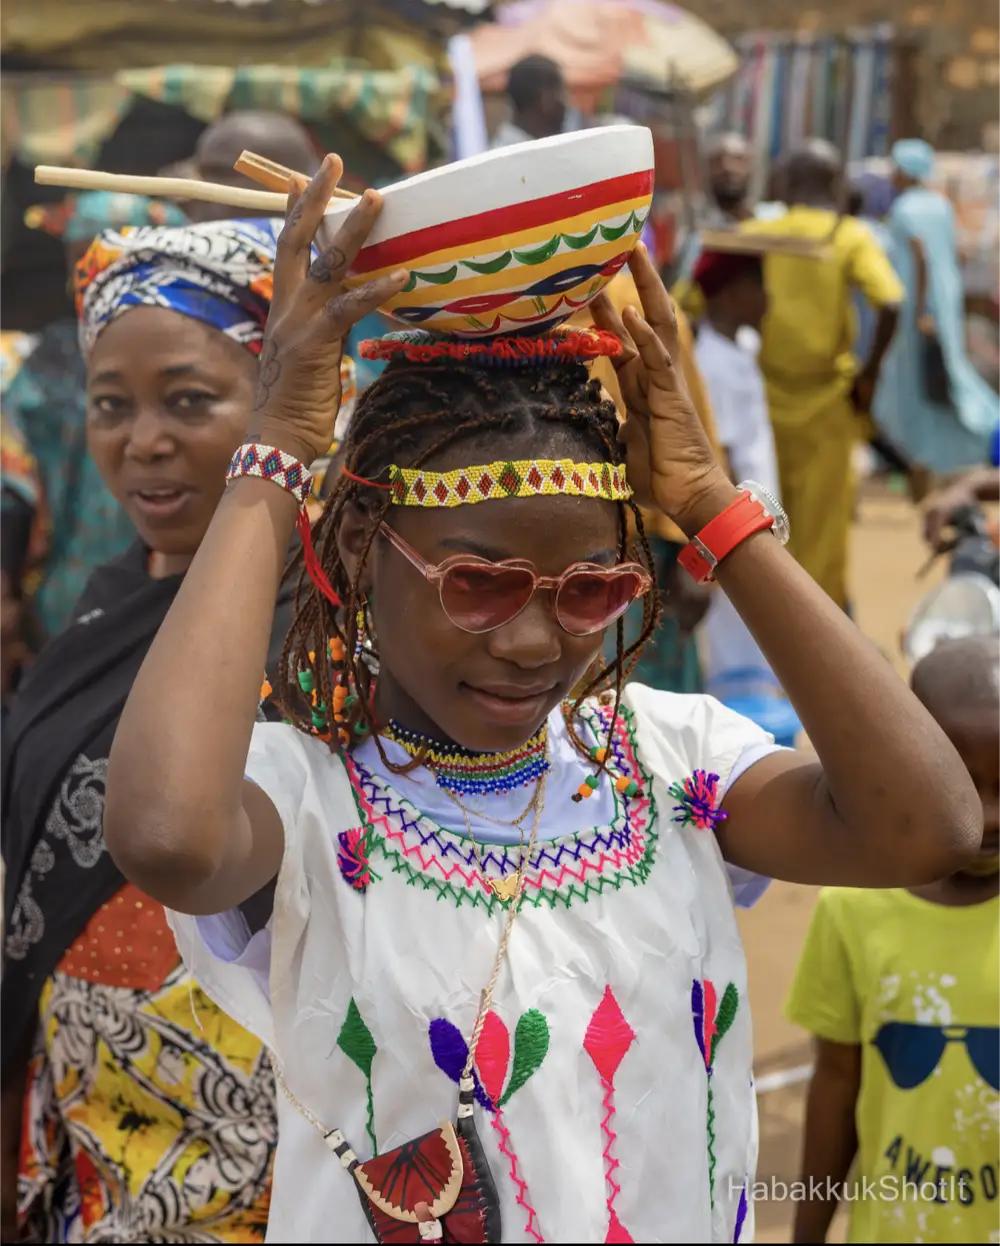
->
left=709, top=982, right=739, bottom=1064
left=463, top=252, right=513, bottom=274
left=513, top=236, right=561, bottom=265
left=599, top=214, right=638, bottom=242
left=500, top=1009, right=549, bottom=1105
left=561, top=225, right=599, bottom=250
left=410, top=265, right=458, bottom=286
left=402, top=272, right=418, bottom=293
left=337, top=997, right=377, bottom=1078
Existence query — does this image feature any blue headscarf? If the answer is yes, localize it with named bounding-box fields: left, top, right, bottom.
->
left=892, top=139, right=934, bottom=182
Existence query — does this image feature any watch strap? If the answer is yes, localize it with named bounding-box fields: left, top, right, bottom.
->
left=677, top=490, right=775, bottom=583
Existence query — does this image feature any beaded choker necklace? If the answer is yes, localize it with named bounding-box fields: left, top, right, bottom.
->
left=383, top=720, right=550, bottom=797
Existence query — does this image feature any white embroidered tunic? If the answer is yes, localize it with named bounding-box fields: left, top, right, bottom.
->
left=169, top=684, right=781, bottom=1243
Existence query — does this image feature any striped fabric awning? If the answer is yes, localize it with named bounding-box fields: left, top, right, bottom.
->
left=1, top=63, right=441, bottom=174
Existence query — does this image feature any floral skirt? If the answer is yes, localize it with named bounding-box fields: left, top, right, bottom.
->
left=18, top=883, right=275, bottom=1243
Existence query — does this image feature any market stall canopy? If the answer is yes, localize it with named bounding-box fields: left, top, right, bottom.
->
left=470, top=0, right=738, bottom=105
left=1, top=0, right=486, bottom=74
left=1, top=64, right=441, bottom=177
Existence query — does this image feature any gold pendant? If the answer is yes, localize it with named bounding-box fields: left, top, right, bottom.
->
left=488, top=875, right=521, bottom=903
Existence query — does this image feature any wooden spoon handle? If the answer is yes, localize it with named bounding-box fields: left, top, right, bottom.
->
left=235, top=150, right=359, bottom=200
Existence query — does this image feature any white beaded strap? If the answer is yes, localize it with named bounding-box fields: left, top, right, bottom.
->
left=226, top=442, right=314, bottom=507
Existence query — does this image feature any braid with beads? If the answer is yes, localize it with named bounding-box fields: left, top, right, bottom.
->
left=276, top=358, right=661, bottom=774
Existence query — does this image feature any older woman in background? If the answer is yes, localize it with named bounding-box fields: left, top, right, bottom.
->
left=1, top=218, right=292, bottom=1242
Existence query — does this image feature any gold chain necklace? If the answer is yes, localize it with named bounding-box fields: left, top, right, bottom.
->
left=446, top=773, right=546, bottom=904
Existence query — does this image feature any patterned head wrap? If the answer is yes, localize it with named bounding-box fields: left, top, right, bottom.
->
left=74, top=217, right=281, bottom=357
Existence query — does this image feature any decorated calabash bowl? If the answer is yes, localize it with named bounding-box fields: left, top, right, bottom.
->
left=327, top=126, right=654, bottom=339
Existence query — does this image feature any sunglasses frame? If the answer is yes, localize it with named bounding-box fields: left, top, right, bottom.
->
left=378, top=522, right=652, bottom=636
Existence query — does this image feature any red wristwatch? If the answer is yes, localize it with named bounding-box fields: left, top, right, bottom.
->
left=678, top=480, right=790, bottom=583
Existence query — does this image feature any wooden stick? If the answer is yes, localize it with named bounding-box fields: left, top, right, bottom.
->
left=33, top=166, right=357, bottom=215
left=235, top=150, right=359, bottom=200
left=35, top=166, right=289, bottom=210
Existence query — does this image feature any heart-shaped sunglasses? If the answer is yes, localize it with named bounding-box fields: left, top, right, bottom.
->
left=380, top=523, right=651, bottom=636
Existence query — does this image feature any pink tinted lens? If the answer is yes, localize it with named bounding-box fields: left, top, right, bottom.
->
left=440, top=563, right=537, bottom=633
left=556, top=568, right=645, bottom=635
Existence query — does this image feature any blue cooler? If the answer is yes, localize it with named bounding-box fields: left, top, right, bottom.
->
left=706, top=667, right=802, bottom=749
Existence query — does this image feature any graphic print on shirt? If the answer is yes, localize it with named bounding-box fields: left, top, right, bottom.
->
left=583, top=986, right=637, bottom=1244
left=430, top=1009, right=549, bottom=1241
left=870, top=970, right=1000, bottom=1241
left=692, top=977, right=740, bottom=1207
left=345, top=705, right=657, bottom=914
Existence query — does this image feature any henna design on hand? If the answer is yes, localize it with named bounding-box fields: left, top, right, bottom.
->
left=251, top=340, right=282, bottom=422
left=308, top=245, right=347, bottom=285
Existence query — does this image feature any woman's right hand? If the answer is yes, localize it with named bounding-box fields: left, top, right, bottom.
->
left=251, top=154, right=409, bottom=465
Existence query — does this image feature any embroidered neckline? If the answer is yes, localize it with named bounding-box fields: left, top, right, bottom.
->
left=382, top=719, right=550, bottom=797
left=345, top=701, right=657, bottom=913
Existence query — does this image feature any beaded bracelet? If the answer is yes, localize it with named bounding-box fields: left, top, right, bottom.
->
left=226, top=442, right=314, bottom=507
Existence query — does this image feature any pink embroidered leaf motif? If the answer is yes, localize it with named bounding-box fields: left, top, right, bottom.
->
left=669, top=770, right=728, bottom=831
left=584, top=985, right=636, bottom=1082
left=435, top=1010, right=549, bottom=1243
left=584, top=987, right=636, bottom=1245
left=479, top=1009, right=549, bottom=1240
left=476, top=1011, right=510, bottom=1108
left=691, top=978, right=718, bottom=1071
left=692, top=978, right=741, bottom=1209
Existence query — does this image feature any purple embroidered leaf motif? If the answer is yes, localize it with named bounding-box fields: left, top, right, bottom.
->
left=669, top=770, right=728, bottom=831
left=428, top=1018, right=492, bottom=1110
left=584, top=987, right=636, bottom=1244
left=734, top=1183, right=748, bottom=1243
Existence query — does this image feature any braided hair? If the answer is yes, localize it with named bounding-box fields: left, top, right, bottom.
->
left=278, top=357, right=661, bottom=771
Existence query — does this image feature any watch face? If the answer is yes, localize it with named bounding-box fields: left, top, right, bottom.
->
left=740, top=480, right=790, bottom=545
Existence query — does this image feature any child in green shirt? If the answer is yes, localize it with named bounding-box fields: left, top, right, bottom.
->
left=786, top=636, right=999, bottom=1244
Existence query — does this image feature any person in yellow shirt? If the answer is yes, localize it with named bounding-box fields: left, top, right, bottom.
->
left=785, top=636, right=999, bottom=1244
left=742, top=141, right=903, bottom=608
left=571, top=267, right=726, bottom=691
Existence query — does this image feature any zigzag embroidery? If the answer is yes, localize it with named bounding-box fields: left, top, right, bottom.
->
left=345, top=704, right=658, bottom=911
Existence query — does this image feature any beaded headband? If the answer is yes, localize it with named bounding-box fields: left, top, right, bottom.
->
left=345, top=458, right=632, bottom=507
left=359, top=325, right=622, bottom=370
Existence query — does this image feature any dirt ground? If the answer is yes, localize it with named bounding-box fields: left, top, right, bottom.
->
left=739, top=482, right=941, bottom=1244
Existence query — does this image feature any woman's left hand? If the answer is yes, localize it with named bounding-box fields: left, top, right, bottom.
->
left=591, top=244, right=736, bottom=535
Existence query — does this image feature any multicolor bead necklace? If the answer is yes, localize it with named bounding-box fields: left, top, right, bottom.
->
left=382, top=720, right=550, bottom=797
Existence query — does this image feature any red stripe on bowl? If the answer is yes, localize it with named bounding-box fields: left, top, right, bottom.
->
left=351, top=169, right=654, bottom=276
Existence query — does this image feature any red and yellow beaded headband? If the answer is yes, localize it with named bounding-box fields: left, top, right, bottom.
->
left=345, top=459, right=631, bottom=507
